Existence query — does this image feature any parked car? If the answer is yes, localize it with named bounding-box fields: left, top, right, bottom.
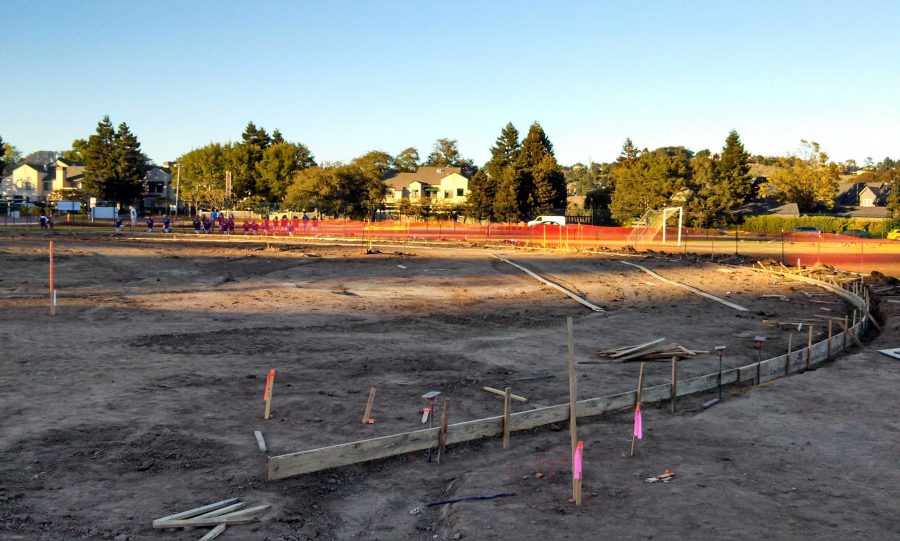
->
left=840, top=229, right=871, bottom=238
left=527, top=215, right=566, bottom=227
left=887, top=229, right=900, bottom=240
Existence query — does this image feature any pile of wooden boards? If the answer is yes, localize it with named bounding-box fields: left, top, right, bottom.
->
left=588, top=338, right=708, bottom=363
left=152, top=498, right=270, bottom=539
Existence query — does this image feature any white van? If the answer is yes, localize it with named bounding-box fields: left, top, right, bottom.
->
left=527, top=215, right=566, bottom=226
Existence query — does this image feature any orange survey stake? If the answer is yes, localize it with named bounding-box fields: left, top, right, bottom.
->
left=264, top=369, right=276, bottom=401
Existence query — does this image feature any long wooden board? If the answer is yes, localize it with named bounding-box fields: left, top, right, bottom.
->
left=620, top=261, right=749, bottom=311
left=268, top=277, right=868, bottom=481
left=493, top=255, right=605, bottom=312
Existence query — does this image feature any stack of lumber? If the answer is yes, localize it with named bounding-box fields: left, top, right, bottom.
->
left=588, top=338, right=708, bottom=363
left=152, top=498, right=270, bottom=539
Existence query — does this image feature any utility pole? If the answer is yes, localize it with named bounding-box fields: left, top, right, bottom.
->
left=174, top=163, right=181, bottom=221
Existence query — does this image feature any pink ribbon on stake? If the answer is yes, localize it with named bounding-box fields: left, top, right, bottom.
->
left=573, top=441, right=584, bottom=480
left=264, top=369, right=276, bottom=401
left=633, top=404, right=643, bottom=440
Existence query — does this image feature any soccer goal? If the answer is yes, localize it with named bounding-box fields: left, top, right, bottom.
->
left=628, top=206, right=683, bottom=246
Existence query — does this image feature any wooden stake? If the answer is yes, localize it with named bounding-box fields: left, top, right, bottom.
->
left=566, top=316, right=578, bottom=501
left=264, top=369, right=276, bottom=420
left=630, top=363, right=645, bottom=457
left=361, top=386, right=377, bottom=424
left=843, top=316, right=848, bottom=349
left=437, top=398, right=450, bottom=464
left=785, top=333, right=793, bottom=376
left=502, top=387, right=511, bottom=449
left=827, top=320, right=833, bottom=361
left=49, top=240, right=56, bottom=316
left=806, top=325, right=813, bottom=370
left=670, top=357, right=677, bottom=413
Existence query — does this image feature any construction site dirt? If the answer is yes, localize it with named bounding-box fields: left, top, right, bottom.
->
left=1, top=234, right=897, bottom=540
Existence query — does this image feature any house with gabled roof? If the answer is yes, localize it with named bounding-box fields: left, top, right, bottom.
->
left=383, top=166, right=471, bottom=205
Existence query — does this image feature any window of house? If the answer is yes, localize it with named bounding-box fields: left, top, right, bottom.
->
left=444, top=191, right=450, bottom=199
left=44, top=181, right=52, bottom=192
left=457, top=188, right=464, bottom=196
left=413, top=190, right=419, bottom=196
left=24, top=182, right=33, bottom=191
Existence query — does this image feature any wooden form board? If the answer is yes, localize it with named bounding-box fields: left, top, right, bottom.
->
left=619, top=261, right=749, bottom=311
left=268, top=282, right=867, bottom=481
left=492, top=255, right=605, bottom=312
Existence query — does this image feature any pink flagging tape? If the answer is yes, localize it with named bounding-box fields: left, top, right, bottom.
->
left=633, top=405, right=643, bottom=440
left=264, top=370, right=276, bottom=401
left=573, top=441, right=584, bottom=480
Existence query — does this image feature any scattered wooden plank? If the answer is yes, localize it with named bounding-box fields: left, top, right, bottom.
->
left=620, top=261, right=749, bottom=311
left=493, top=255, right=605, bottom=312
left=609, top=338, right=666, bottom=358
left=198, top=524, right=227, bottom=541
left=152, top=516, right=257, bottom=529
left=152, top=498, right=242, bottom=527
left=482, top=386, right=528, bottom=403
left=254, top=431, right=267, bottom=453
left=218, top=504, right=271, bottom=520
left=193, top=502, right=247, bottom=520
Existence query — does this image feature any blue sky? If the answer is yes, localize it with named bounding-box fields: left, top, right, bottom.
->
left=3, top=0, right=899, bottom=166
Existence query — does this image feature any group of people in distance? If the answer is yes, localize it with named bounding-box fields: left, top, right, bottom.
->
left=39, top=212, right=54, bottom=230
left=114, top=214, right=172, bottom=233
left=192, top=211, right=318, bottom=236
left=110, top=207, right=318, bottom=236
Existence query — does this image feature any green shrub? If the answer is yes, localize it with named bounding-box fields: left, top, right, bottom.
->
left=741, top=215, right=895, bottom=236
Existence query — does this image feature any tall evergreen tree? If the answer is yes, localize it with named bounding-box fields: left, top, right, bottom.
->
left=512, top=122, right=564, bottom=219
left=271, top=129, right=285, bottom=144
left=493, top=166, right=520, bottom=222
left=617, top=137, right=640, bottom=166
left=0, top=134, right=5, bottom=173
left=83, top=116, right=120, bottom=201
left=241, top=121, right=272, bottom=150
left=112, top=122, right=149, bottom=204
left=715, top=130, right=753, bottom=207
left=465, top=169, right=496, bottom=221
left=485, top=123, right=520, bottom=180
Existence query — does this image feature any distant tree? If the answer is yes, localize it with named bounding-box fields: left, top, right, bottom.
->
left=464, top=169, right=495, bottom=221
left=112, top=122, right=150, bottom=204
left=688, top=130, right=754, bottom=227
left=764, top=140, right=840, bottom=211
left=532, top=154, right=567, bottom=213
left=1, top=140, right=24, bottom=175
left=514, top=122, right=564, bottom=218
left=467, top=122, right=520, bottom=222
left=609, top=146, right=694, bottom=224
left=492, top=166, right=520, bottom=222
left=394, top=147, right=420, bottom=172
left=271, top=129, right=285, bottom=145
left=425, top=138, right=461, bottom=167
left=485, top=123, right=520, bottom=180
left=241, top=121, right=272, bottom=150
left=257, top=142, right=317, bottom=201
left=63, top=139, right=89, bottom=163
left=352, top=150, right=394, bottom=180
left=617, top=137, right=640, bottom=166
left=284, top=164, right=387, bottom=219
left=886, top=174, right=900, bottom=221
left=83, top=116, right=147, bottom=206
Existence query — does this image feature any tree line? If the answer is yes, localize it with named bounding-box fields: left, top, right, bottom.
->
left=3, top=118, right=898, bottom=223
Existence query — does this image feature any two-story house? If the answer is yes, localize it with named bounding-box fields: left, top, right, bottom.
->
left=383, top=166, right=470, bottom=206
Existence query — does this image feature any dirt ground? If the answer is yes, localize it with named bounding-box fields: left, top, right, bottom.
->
left=0, top=233, right=897, bottom=540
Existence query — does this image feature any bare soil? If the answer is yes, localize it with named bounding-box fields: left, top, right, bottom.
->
left=0, top=233, right=896, bottom=540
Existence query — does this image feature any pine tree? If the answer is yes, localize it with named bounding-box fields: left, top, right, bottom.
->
left=617, top=137, right=640, bottom=165
left=241, top=121, right=272, bottom=150
left=0, top=134, right=5, bottom=173
left=485, top=123, right=520, bottom=180
left=493, top=166, right=520, bottom=223
left=83, top=116, right=119, bottom=200
left=512, top=122, right=563, bottom=219
left=533, top=154, right=567, bottom=213
left=271, top=129, right=285, bottom=144
left=112, top=122, right=148, bottom=204
left=716, top=130, right=753, bottom=208
left=465, top=169, right=496, bottom=222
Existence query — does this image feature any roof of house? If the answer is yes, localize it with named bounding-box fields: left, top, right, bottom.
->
left=383, top=166, right=464, bottom=190
left=771, top=202, right=800, bottom=217
left=836, top=181, right=887, bottom=205
left=55, top=158, right=84, bottom=167
left=834, top=206, right=890, bottom=219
